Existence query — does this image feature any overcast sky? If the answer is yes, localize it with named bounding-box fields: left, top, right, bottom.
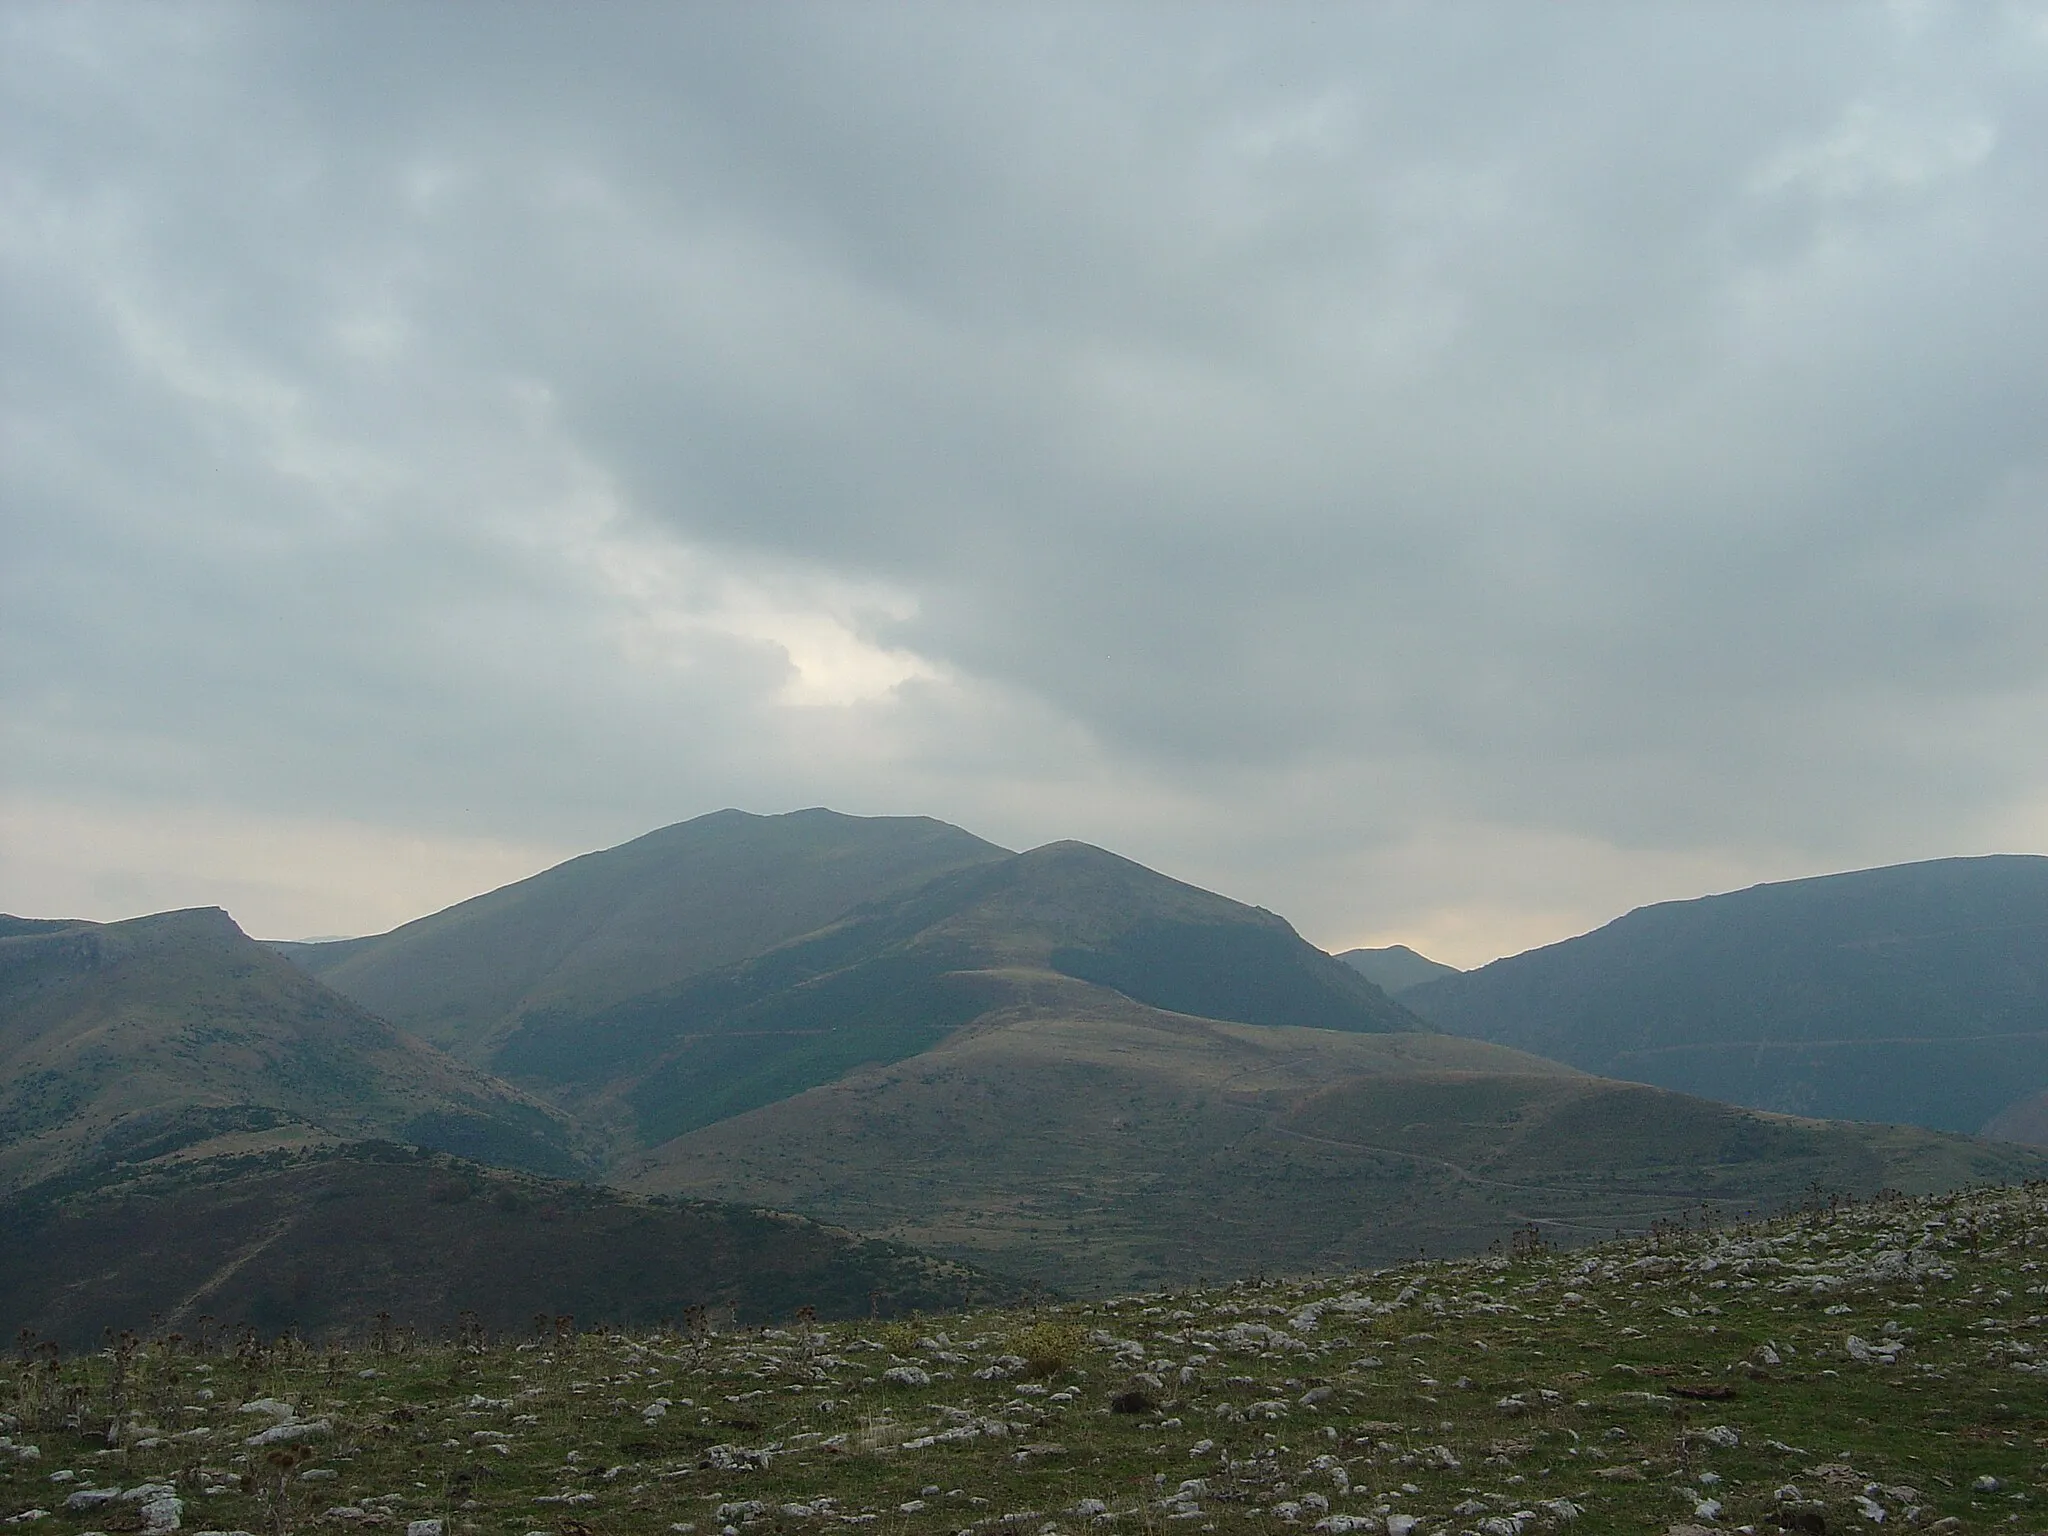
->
left=6, top=2, right=2048, bottom=964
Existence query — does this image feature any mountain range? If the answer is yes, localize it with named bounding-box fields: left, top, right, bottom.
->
left=290, top=821, right=1417, bottom=1158
left=1399, top=854, right=2048, bottom=1139
left=8, top=811, right=2048, bottom=1331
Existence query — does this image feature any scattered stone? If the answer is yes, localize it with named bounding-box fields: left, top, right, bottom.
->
left=243, top=1419, right=331, bottom=1448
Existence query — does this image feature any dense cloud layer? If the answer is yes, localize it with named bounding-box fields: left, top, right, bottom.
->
left=6, top=3, right=2048, bottom=960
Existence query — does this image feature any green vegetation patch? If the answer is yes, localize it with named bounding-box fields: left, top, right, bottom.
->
left=8, top=1180, right=2047, bottom=1536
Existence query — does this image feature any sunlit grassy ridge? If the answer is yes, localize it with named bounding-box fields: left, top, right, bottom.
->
left=7, top=1182, right=2047, bottom=1536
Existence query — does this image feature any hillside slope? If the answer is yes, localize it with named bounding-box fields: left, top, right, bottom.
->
left=0, top=908, right=586, bottom=1192
left=623, top=976, right=2045, bottom=1293
left=12, top=1181, right=2048, bottom=1535
left=489, top=839, right=1421, bottom=1152
left=1401, top=854, right=2048, bottom=1140
left=0, top=1144, right=1012, bottom=1347
left=281, top=809, right=1011, bottom=1061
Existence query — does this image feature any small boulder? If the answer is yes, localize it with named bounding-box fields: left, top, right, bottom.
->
left=244, top=1419, right=330, bottom=1448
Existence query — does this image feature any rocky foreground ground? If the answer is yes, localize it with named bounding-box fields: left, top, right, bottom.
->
left=5, top=1182, right=2047, bottom=1536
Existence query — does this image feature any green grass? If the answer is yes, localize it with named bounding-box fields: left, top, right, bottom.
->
left=8, top=1181, right=2048, bottom=1535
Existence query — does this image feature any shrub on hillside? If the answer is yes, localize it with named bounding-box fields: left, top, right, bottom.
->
left=1009, top=1319, right=1085, bottom=1378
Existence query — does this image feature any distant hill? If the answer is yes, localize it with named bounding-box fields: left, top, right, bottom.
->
left=1399, top=855, right=2048, bottom=1141
left=0, top=1144, right=1012, bottom=1348
left=280, top=816, right=1418, bottom=1158
left=1337, top=944, right=1460, bottom=994
left=279, top=809, right=1010, bottom=1063
left=484, top=838, right=1422, bottom=1152
left=625, top=975, right=2048, bottom=1293
left=23, top=818, right=2048, bottom=1312
left=0, top=907, right=587, bottom=1193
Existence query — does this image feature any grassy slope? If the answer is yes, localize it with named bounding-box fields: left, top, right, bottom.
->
left=0, top=909, right=586, bottom=1193
left=623, top=978, right=2048, bottom=1294
left=0, top=1145, right=1016, bottom=1349
left=284, top=810, right=1011, bottom=1062
left=487, top=841, right=1420, bottom=1158
left=1402, top=853, right=2048, bottom=1139
left=6, top=1180, right=2045, bottom=1536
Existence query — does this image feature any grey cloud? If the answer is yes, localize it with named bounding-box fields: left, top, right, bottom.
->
left=5, top=1, right=2048, bottom=953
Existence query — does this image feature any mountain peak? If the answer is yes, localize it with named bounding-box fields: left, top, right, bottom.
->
left=1337, top=943, right=1461, bottom=995
left=284, top=809, right=1012, bottom=1056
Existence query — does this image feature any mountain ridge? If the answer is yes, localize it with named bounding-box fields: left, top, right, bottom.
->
left=480, top=834, right=1421, bottom=1152
left=280, top=808, right=1013, bottom=1062
left=623, top=974, right=2048, bottom=1293
left=26, top=814, right=2048, bottom=1320
left=1399, top=852, right=2048, bottom=1140
left=0, top=906, right=589, bottom=1193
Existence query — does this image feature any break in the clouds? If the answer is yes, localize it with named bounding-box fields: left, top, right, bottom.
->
left=5, top=2, right=2048, bottom=963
